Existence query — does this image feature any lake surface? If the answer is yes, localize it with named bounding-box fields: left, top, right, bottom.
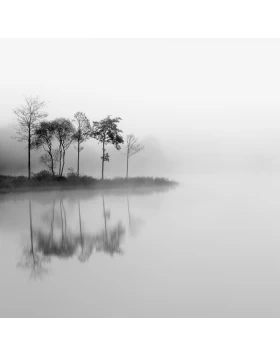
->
left=1, top=173, right=280, bottom=317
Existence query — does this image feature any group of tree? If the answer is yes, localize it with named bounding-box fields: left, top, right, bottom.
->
left=13, top=96, right=144, bottom=179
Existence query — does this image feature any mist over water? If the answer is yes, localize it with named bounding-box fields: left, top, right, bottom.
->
left=1, top=174, right=280, bottom=317
left=2, top=39, right=280, bottom=317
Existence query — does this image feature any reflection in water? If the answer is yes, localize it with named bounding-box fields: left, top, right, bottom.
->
left=18, top=195, right=132, bottom=278
left=17, top=200, right=49, bottom=279
left=78, top=200, right=86, bottom=262
left=127, top=196, right=145, bottom=237
left=100, top=195, right=124, bottom=255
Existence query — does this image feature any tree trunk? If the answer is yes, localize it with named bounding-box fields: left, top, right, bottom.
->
left=102, top=141, right=105, bottom=180
left=28, top=134, right=31, bottom=180
left=49, top=151, right=55, bottom=176
left=59, top=145, right=62, bottom=176
left=61, top=150, right=66, bottom=177
left=77, top=142, right=80, bottom=176
left=126, top=152, right=129, bottom=179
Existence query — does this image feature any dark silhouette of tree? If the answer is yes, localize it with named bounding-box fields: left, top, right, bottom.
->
left=124, top=134, right=144, bottom=178
left=34, top=121, right=57, bottom=176
left=53, top=118, right=75, bottom=176
left=40, top=149, right=59, bottom=174
left=13, top=96, right=48, bottom=179
left=92, top=116, right=124, bottom=179
left=72, top=112, right=91, bottom=176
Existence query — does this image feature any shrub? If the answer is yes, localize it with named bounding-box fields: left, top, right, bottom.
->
left=13, top=176, right=28, bottom=187
left=0, top=178, right=13, bottom=189
left=67, top=167, right=78, bottom=178
left=32, top=170, right=54, bottom=181
left=55, top=176, right=67, bottom=182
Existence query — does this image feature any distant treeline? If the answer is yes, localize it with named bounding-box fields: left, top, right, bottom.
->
left=13, top=96, right=144, bottom=179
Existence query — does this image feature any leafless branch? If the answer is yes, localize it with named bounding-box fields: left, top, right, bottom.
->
left=126, top=133, right=144, bottom=158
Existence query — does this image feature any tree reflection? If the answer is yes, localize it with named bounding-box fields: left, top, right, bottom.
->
left=23, top=196, right=126, bottom=268
left=17, top=200, right=48, bottom=279
left=93, top=195, right=125, bottom=255
left=95, top=222, right=125, bottom=255
left=126, top=195, right=145, bottom=237
left=78, top=200, right=95, bottom=262
left=36, top=200, right=78, bottom=258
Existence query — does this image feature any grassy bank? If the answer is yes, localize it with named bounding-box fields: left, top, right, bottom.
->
left=0, top=171, right=178, bottom=194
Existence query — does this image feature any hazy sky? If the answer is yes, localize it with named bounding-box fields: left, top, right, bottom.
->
left=1, top=39, right=280, bottom=177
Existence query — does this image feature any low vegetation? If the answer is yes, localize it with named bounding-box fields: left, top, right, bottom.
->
left=0, top=171, right=178, bottom=193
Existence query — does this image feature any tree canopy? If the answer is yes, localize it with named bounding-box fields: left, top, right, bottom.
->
left=92, top=116, right=124, bottom=179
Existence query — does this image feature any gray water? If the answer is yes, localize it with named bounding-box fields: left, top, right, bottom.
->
left=1, top=174, right=280, bottom=317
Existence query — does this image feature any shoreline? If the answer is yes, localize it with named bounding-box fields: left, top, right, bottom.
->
left=0, top=176, right=179, bottom=195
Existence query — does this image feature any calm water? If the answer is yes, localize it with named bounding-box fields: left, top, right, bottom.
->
left=1, top=174, right=280, bottom=317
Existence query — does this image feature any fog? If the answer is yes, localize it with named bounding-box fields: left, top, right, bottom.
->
left=0, top=125, right=174, bottom=177
left=3, top=39, right=280, bottom=317
left=1, top=39, right=280, bottom=178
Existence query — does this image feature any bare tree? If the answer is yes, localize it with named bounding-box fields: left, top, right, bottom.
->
left=124, top=134, right=144, bottom=178
left=72, top=112, right=91, bottom=176
left=53, top=118, right=75, bottom=176
left=13, top=96, right=48, bottom=179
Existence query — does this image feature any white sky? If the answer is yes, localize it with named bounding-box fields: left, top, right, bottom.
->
left=1, top=39, right=280, bottom=176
